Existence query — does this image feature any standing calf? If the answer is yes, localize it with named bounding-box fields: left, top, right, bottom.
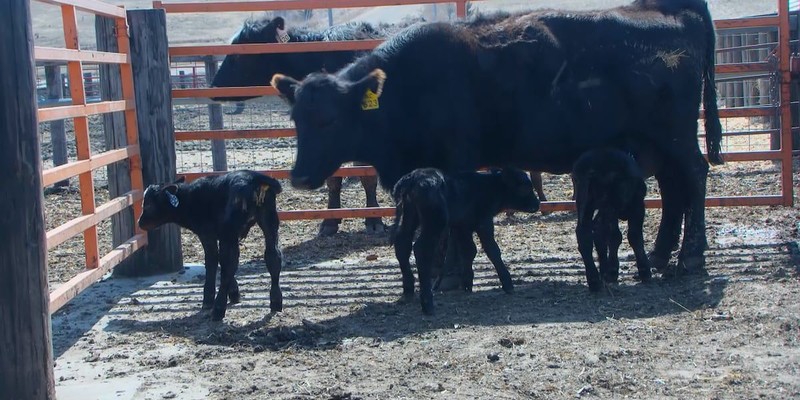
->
left=137, top=171, right=283, bottom=321
left=390, top=168, right=540, bottom=315
left=572, top=148, right=651, bottom=292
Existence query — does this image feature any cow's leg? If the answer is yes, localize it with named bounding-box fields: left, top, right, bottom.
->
left=319, top=176, right=343, bottom=236
left=258, top=207, right=283, bottom=312
left=650, top=170, right=685, bottom=271
left=199, top=236, right=219, bottom=310
left=358, top=162, right=386, bottom=234
left=627, top=202, right=652, bottom=282
left=476, top=222, right=514, bottom=293
left=392, top=208, right=418, bottom=302
left=212, top=238, right=240, bottom=321
left=674, top=148, right=710, bottom=275
left=577, top=209, right=602, bottom=292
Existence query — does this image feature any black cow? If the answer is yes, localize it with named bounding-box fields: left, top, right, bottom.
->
left=390, top=167, right=540, bottom=314
left=272, top=0, right=723, bottom=280
left=138, top=171, right=283, bottom=321
left=212, top=16, right=551, bottom=235
left=211, top=16, right=417, bottom=236
left=572, top=148, right=651, bottom=292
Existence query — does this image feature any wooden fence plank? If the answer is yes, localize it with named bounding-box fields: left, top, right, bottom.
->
left=0, top=0, right=56, bottom=397
left=49, top=234, right=147, bottom=313
left=37, top=0, right=126, bottom=18
left=46, top=190, right=142, bottom=250
left=34, top=47, right=129, bottom=63
left=37, top=99, right=131, bottom=122
left=41, top=146, right=139, bottom=186
left=121, top=8, right=183, bottom=276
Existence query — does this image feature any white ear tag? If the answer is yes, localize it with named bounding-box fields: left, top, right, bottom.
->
left=167, top=192, right=179, bottom=208
left=276, top=28, right=290, bottom=43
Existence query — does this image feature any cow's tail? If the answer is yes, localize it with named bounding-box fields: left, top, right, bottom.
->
left=696, top=1, right=724, bottom=166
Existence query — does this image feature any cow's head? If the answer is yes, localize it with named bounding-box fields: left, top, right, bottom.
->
left=272, top=69, right=386, bottom=190
left=211, top=16, right=290, bottom=100
left=137, top=176, right=186, bottom=231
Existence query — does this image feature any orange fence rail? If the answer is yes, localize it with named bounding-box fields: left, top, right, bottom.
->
left=35, top=0, right=146, bottom=313
left=156, top=0, right=794, bottom=220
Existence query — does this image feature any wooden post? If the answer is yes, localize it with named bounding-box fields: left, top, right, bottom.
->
left=732, top=34, right=744, bottom=108
left=328, top=8, right=333, bottom=26
left=121, top=8, right=183, bottom=276
left=0, top=0, right=56, bottom=398
left=96, top=15, right=144, bottom=273
left=205, top=59, right=227, bottom=171
left=45, top=64, right=69, bottom=187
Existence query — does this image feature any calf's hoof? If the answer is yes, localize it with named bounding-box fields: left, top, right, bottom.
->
left=201, top=301, right=214, bottom=310
left=636, top=269, right=653, bottom=283
left=364, top=218, right=386, bottom=234
left=400, top=292, right=415, bottom=303
left=317, top=222, right=340, bottom=237
left=434, top=275, right=462, bottom=292
left=270, top=294, right=283, bottom=312
left=501, top=282, right=515, bottom=294
left=420, top=301, right=435, bottom=316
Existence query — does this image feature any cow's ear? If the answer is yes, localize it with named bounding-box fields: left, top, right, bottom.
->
left=173, top=176, right=186, bottom=184
left=262, top=16, right=287, bottom=43
left=351, top=69, right=386, bottom=111
left=271, top=74, right=299, bottom=104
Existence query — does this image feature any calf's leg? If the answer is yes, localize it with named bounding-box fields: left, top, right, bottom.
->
left=199, top=236, right=219, bottom=310
left=603, top=221, right=623, bottom=284
left=476, top=222, right=514, bottom=293
left=213, top=239, right=240, bottom=321
left=259, top=208, right=284, bottom=312
left=451, top=229, right=477, bottom=293
left=391, top=206, right=417, bottom=302
left=627, top=202, right=652, bottom=282
left=577, top=211, right=602, bottom=292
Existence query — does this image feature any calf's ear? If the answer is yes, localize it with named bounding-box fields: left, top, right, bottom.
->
left=173, top=176, right=186, bottom=184
left=271, top=74, right=299, bottom=104
left=163, top=184, right=179, bottom=195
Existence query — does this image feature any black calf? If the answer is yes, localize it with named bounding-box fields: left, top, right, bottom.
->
left=389, top=168, right=540, bottom=314
left=137, top=170, right=283, bottom=321
left=571, top=148, right=651, bottom=292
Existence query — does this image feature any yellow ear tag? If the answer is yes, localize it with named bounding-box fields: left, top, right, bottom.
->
left=361, top=89, right=379, bottom=111
left=255, top=184, right=270, bottom=206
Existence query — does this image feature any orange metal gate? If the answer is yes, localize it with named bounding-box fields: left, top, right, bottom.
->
left=35, top=0, right=146, bottom=313
left=156, top=0, right=794, bottom=219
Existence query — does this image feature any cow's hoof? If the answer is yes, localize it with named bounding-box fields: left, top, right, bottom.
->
left=636, top=269, right=653, bottom=283
left=228, top=291, right=241, bottom=305
left=502, top=282, right=514, bottom=294
left=434, top=275, right=462, bottom=292
left=317, top=223, right=340, bottom=237
left=648, top=253, right=671, bottom=272
left=587, top=280, right=603, bottom=293
left=211, top=308, right=226, bottom=321
left=399, top=292, right=415, bottom=303
left=679, top=256, right=706, bottom=273
left=364, top=218, right=386, bottom=234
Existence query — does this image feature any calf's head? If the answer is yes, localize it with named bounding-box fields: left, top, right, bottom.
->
left=138, top=176, right=186, bottom=231
left=272, top=69, right=386, bottom=190
left=211, top=16, right=289, bottom=99
left=495, top=168, right=541, bottom=214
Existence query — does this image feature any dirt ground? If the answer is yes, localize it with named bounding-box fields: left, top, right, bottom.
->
left=47, top=151, right=800, bottom=399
